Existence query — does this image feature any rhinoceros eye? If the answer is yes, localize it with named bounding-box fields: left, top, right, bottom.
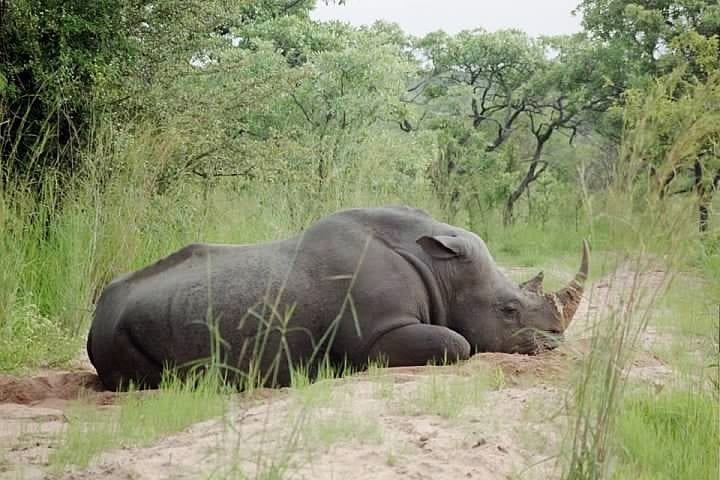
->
left=500, top=301, right=521, bottom=317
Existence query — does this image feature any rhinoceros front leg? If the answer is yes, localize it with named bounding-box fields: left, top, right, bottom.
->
left=367, top=323, right=471, bottom=367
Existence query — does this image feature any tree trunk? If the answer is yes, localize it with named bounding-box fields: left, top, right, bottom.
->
left=316, top=155, right=327, bottom=193
left=504, top=162, right=542, bottom=226
left=503, top=135, right=549, bottom=226
left=504, top=174, right=527, bottom=225
left=526, top=184, right=533, bottom=221
left=699, top=202, right=709, bottom=233
left=694, top=160, right=709, bottom=233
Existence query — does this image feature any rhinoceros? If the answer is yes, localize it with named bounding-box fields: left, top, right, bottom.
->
left=87, top=206, right=588, bottom=390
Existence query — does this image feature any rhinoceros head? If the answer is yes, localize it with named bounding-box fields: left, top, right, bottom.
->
left=417, top=234, right=589, bottom=355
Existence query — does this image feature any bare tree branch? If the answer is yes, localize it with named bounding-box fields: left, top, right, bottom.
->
left=192, top=167, right=255, bottom=179
left=289, top=92, right=318, bottom=127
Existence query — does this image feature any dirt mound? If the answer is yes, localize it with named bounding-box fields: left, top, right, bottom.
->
left=468, top=347, right=579, bottom=384
left=0, top=371, right=105, bottom=405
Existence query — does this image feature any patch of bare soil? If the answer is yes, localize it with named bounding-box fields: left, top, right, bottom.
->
left=0, top=265, right=687, bottom=480
left=57, top=373, right=566, bottom=480
left=0, top=359, right=120, bottom=479
left=0, top=372, right=106, bottom=407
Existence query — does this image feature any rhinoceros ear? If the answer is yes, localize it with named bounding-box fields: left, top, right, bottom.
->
left=417, top=235, right=468, bottom=259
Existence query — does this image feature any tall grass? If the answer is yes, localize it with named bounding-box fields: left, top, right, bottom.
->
left=561, top=71, right=720, bottom=479
left=0, top=121, right=438, bottom=371
left=1, top=126, right=193, bottom=369
left=614, top=387, right=718, bottom=480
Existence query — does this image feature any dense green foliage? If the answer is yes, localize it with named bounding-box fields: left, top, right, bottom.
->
left=577, top=0, right=720, bottom=77
left=0, top=0, right=317, bottom=181
left=0, top=1, right=718, bottom=477
left=577, top=0, right=720, bottom=230
left=1, top=0, right=126, bottom=178
left=2, top=0, right=717, bottom=226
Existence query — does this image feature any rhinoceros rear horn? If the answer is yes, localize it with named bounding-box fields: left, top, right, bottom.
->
left=520, top=271, right=544, bottom=294
left=548, top=240, right=589, bottom=329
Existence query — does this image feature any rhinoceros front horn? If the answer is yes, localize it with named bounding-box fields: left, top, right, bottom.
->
left=548, top=240, right=590, bottom=330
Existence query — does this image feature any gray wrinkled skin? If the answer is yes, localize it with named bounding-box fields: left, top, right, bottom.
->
left=87, top=207, right=576, bottom=390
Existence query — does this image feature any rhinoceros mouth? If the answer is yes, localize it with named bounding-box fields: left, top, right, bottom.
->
left=531, top=332, right=565, bottom=354
left=508, top=329, right=564, bottom=355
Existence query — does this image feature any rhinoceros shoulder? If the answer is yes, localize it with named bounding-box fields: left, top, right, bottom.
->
left=317, top=206, right=436, bottom=233
left=383, top=205, right=432, bottom=218
left=332, top=205, right=431, bottom=220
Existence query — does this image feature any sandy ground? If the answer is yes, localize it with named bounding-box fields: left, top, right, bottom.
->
left=0, top=262, right=697, bottom=480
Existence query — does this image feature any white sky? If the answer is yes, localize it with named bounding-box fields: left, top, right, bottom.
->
left=311, top=0, right=583, bottom=37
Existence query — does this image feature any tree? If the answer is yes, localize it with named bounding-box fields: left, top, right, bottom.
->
left=0, top=0, right=129, bottom=181
left=577, top=0, right=719, bottom=76
left=283, top=24, right=412, bottom=190
left=577, top=0, right=720, bottom=231
left=412, top=29, right=624, bottom=223
left=621, top=69, right=720, bottom=230
left=414, top=30, right=544, bottom=152
left=0, top=0, right=325, bottom=184
left=501, top=35, right=628, bottom=223
left=150, top=17, right=411, bottom=193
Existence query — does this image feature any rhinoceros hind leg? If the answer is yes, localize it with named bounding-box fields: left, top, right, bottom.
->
left=96, top=329, right=164, bottom=391
left=368, top=323, right=470, bottom=367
